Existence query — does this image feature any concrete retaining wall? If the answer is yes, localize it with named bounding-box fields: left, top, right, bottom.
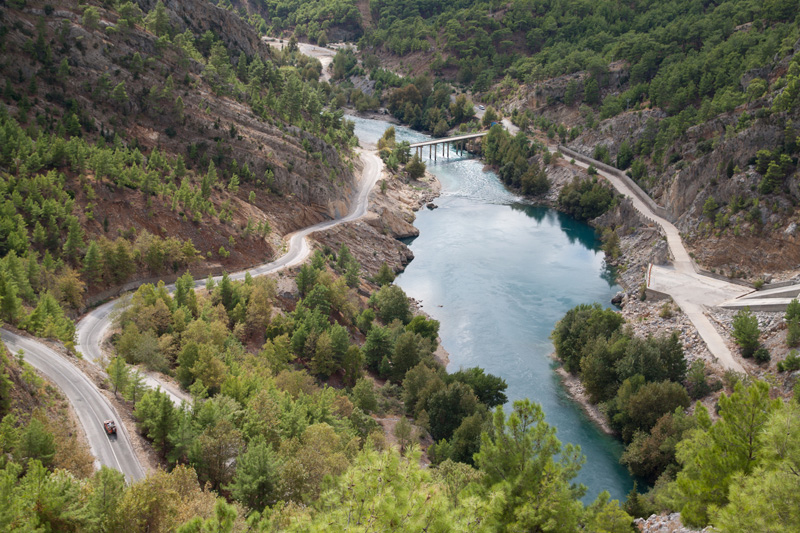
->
left=558, top=145, right=675, bottom=223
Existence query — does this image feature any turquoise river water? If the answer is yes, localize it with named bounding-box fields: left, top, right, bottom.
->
left=351, top=116, right=633, bottom=502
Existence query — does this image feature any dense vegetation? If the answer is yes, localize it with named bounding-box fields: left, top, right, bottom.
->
left=109, top=247, right=505, bottom=490
left=362, top=0, right=799, bottom=97
left=0, top=246, right=643, bottom=531
left=225, top=0, right=363, bottom=43
left=551, top=302, right=800, bottom=532
left=552, top=304, right=698, bottom=481
left=3, top=1, right=800, bottom=530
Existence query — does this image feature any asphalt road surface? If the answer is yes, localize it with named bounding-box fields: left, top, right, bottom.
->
left=1, top=329, right=146, bottom=481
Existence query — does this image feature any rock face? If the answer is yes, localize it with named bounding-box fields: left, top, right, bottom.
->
left=661, top=118, right=783, bottom=220
left=137, top=0, right=270, bottom=58
left=565, top=103, right=800, bottom=275
left=566, top=109, right=668, bottom=164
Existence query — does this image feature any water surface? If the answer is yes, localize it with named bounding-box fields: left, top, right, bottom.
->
left=351, top=116, right=633, bottom=502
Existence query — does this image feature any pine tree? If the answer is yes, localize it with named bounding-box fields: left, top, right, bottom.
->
left=32, top=221, right=47, bottom=244
left=732, top=307, right=760, bottom=357
left=82, top=6, right=100, bottom=30
left=0, top=272, right=23, bottom=325
left=228, top=174, right=239, bottom=193
left=147, top=0, right=171, bottom=37
left=296, top=264, right=317, bottom=297
left=107, top=357, right=129, bottom=398
left=63, top=220, right=85, bottom=262
left=374, top=262, right=395, bottom=286
left=174, top=95, right=184, bottom=121
left=202, top=162, right=216, bottom=198
left=345, top=261, right=360, bottom=288
left=227, top=438, right=280, bottom=510
left=126, top=369, right=147, bottom=406
left=236, top=52, right=248, bottom=81
left=311, top=331, right=336, bottom=377
left=112, top=82, right=128, bottom=106
left=111, top=240, right=134, bottom=283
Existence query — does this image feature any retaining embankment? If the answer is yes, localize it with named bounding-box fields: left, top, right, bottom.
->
left=558, top=145, right=675, bottom=223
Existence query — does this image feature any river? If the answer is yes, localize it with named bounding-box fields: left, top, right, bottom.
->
left=350, top=116, right=634, bottom=502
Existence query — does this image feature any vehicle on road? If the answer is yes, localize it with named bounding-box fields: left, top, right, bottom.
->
left=478, top=104, right=485, bottom=110
left=103, top=420, right=116, bottom=435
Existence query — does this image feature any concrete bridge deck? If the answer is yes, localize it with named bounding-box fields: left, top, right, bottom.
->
left=410, top=131, right=488, bottom=161
left=408, top=131, right=488, bottom=148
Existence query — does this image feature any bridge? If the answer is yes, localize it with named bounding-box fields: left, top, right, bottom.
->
left=409, top=131, right=488, bottom=161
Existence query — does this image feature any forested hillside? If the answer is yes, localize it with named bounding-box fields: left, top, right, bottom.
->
left=223, top=0, right=364, bottom=43
left=0, top=0, right=361, bottom=342
left=342, top=0, right=800, bottom=274
left=3, top=0, right=800, bottom=531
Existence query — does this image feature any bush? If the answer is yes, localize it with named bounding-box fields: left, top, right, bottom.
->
left=611, top=378, right=691, bottom=442
left=372, top=284, right=412, bottom=324
left=777, top=350, right=800, bottom=372
left=686, top=360, right=710, bottom=400
left=557, top=177, right=615, bottom=221
left=753, top=346, right=770, bottom=363
left=787, top=319, right=800, bottom=347
left=551, top=303, right=624, bottom=373
left=778, top=350, right=800, bottom=372
left=786, top=299, right=800, bottom=322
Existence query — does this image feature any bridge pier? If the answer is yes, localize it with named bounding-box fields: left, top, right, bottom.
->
left=409, top=131, right=489, bottom=163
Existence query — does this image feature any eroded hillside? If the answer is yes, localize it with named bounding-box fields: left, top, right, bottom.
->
left=0, top=0, right=361, bottom=315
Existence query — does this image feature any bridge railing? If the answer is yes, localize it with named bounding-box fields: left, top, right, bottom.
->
left=409, top=132, right=488, bottom=148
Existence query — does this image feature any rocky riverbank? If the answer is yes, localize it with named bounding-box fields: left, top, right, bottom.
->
left=554, top=365, right=615, bottom=434
left=313, top=160, right=441, bottom=276
left=634, top=513, right=712, bottom=533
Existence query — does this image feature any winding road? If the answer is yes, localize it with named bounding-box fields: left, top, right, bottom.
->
left=77, top=150, right=381, bottom=365
left=0, top=150, right=381, bottom=482
left=0, top=329, right=146, bottom=481
left=69, top=150, right=381, bottom=473
left=557, top=148, right=750, bottom=372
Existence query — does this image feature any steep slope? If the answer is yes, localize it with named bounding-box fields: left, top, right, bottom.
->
left=0, top=0, right=361, bottom=325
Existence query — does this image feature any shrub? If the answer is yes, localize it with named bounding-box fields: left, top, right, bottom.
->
left=787, top=319, right=800, bottom=347
left=557, top=177, right=615, bottom=221
left=786, top=299, right=800, bottom=322
left=778, top=350, right=800, bottom=372
left=753, top=346, right=770, bottom=363
left=686, top=360, right=710, bottom=400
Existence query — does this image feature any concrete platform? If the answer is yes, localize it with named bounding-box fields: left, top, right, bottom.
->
left=719, top=297, right=796, bottom=312
left=738, top=284, right=800, bottom=300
